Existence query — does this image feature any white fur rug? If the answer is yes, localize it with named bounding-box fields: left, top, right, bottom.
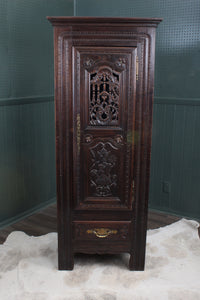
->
left=0, top=219, right=199, bottom=300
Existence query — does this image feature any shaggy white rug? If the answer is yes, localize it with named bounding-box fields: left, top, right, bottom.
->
left=0, top=219, right=199, bottom=300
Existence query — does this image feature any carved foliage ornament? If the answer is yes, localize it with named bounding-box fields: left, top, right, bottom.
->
left=89, top=142, right=118, bottom=197
left=83, top=55, right=127, bottom=70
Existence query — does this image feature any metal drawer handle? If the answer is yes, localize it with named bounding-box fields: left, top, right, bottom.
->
left=87, top=228, right=118, bottom=238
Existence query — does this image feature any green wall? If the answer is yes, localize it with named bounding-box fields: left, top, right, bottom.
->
left=76, top=0, right=200, bottom=219
left=0, top=0, right=199, bottom=228
left=0, top=0, right=74, bottom=227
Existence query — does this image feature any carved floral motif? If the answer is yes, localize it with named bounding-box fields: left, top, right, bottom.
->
left=115, top=134, right=123, bottom=144
left=89, top=142, right=118, bottom=197
left=115, top=57, right=127, bottom=69
left=83, top=57, right=95, bottom=68
left=85, top=134, right=93, bottom=143
left=83, top=55, right=127, bottom=71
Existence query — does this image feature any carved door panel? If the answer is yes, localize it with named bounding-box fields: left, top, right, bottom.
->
left=73, top=46, right=137, bottom=210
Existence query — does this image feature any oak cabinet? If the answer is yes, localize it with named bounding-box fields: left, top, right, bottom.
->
left=47, top=17, right=162, bottom=270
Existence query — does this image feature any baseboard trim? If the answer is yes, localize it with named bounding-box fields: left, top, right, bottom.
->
left=149, top=206, right=200, bottom=222
left=0, top=197, right=56, bottom=229
left=154, top=96, right=200, bottom=106
left=0, top=95, right=54, bottom=106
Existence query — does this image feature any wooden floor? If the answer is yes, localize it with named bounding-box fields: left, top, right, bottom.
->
left=0, top=204, right=181, bottom=244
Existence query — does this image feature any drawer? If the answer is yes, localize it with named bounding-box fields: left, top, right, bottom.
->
left=73, top=221, right=131, bottom=242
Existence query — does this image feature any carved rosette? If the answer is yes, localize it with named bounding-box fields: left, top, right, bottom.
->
left=84, top=134, right=93, bottom=144
left=115, top=134, right=123, bottom=144
left=115, top=57, right=127, bottom=69
left=83, top=57, right=95, bottom=68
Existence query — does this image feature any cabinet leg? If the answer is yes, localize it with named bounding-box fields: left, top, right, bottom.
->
left=58, top=258, right=74, bottom=270
left=58, top=248, right=74, bottom=270
left=129, top=253, right=145, bottom=271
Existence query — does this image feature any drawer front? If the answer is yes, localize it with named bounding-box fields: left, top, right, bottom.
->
left=74, top=221, right=131, bottom=242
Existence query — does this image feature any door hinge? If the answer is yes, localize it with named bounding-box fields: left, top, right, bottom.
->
left=136, top=56, right=139, bottom=81
left=132, top=179, right=135, bottom=204
left=77, top=113, right=81, bottom=154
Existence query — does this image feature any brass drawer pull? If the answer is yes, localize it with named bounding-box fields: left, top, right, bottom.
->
left=87, top=228, right=118, bottom=238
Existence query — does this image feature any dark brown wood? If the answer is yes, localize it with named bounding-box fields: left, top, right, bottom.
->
left=47, top=17, right=162, bottom=270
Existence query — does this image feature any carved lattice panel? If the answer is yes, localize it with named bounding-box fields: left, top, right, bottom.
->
left=89, top=67, right=120, bottom=126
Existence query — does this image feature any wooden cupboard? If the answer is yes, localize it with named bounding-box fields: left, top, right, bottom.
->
left=47, top=17, right=162, bottom=270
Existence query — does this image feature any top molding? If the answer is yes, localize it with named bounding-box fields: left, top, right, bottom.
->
left=47, top=16, right=163, bottom=27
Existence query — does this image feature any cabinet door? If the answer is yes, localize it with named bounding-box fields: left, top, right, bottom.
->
left=73, top=45, right=138, bottom=211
